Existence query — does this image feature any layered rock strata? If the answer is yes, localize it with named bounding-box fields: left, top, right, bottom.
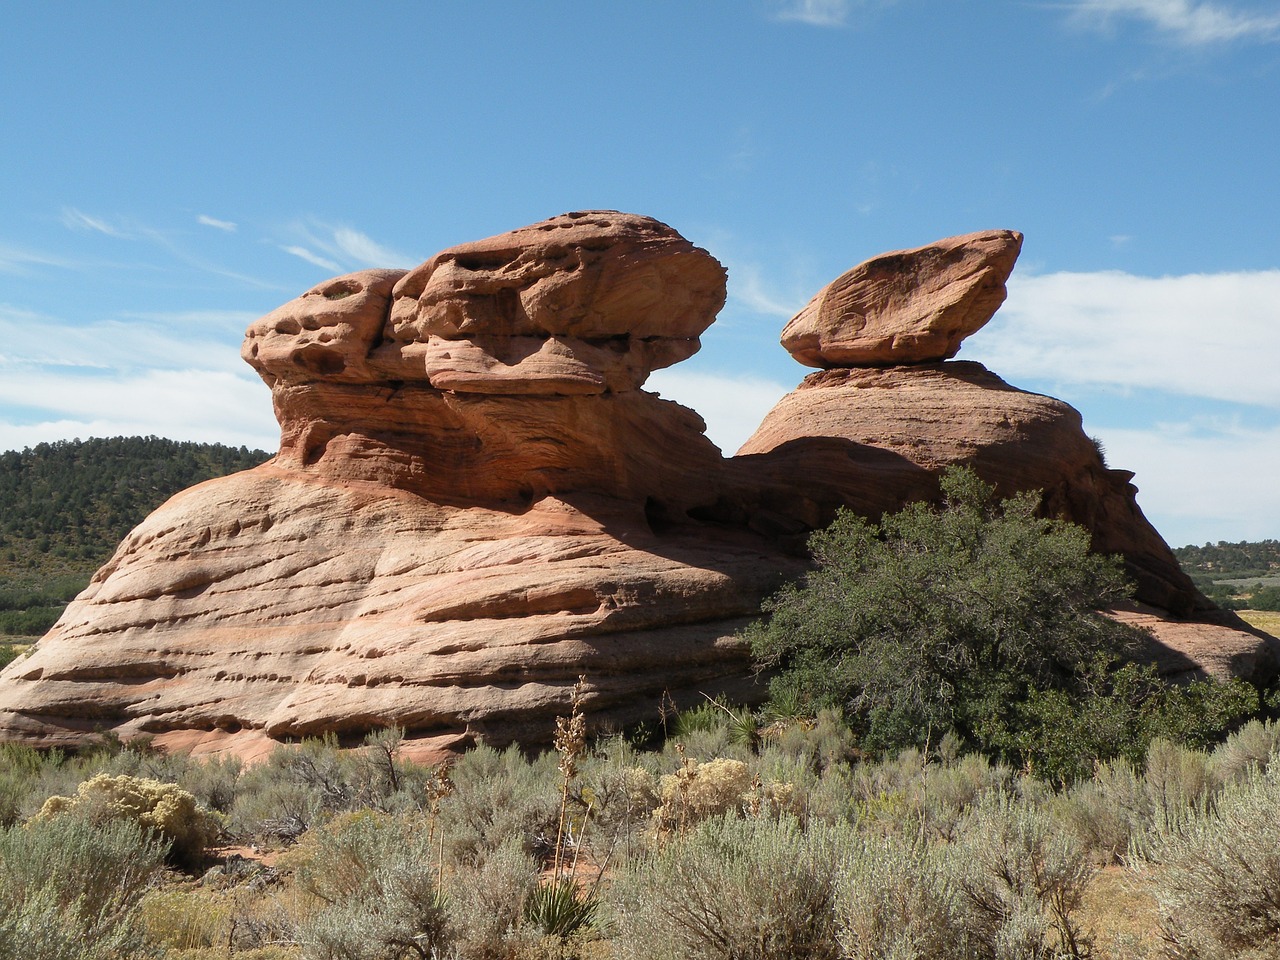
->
left=0, top=213, right=1273, bottom=758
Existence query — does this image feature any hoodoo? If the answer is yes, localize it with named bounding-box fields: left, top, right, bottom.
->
left=0, top=212, right=1274, bottom=760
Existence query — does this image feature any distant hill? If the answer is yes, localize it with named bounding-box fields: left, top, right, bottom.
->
left=0, top=437, right=270, bottom=639
left=1173, top=539, right=1280, bottom=610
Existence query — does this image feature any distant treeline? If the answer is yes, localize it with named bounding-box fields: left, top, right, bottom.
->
left=1174, top=539, right=1280, bottom=580
left=0, top=436, right=269, bottom=636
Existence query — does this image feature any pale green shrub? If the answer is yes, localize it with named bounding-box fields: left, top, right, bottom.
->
left=1210, top=717, right=1280, bottom=785
left=0, top=814, right=166, bottom=960
left=952, top=793, right=1095, bottom=959
left=1055, top=758, right=1148, bottom=865
left=610, top=815, right=844, bottom=960
left=1143, top=737, right=1212, bottom=832
left=35, top=772, right=223, bottom=866
left=1147, top=756, right=1280, bottom=959
left=576, top=739, right=659, bottom=861
left=138, top=887, right=230, bottom=951
left=437, top=744, right=560, bottom=865
left=447, top=837, right=540, bottom=960
left=836, top=835, right=971, bottom=960
left=290, top=811, right=452, bottom=960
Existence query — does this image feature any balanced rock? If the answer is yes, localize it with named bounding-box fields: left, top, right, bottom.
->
left=781, top=229, right=1023, bottom=367
left=0, top=214, right=1273, bottom=759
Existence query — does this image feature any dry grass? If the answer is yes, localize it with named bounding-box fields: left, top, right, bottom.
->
left=1078, top=866, right=1163, bottom=959
left=1239, top=609, right=1280, bottom=635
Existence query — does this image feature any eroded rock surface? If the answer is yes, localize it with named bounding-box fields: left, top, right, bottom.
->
left=0, top=214, right=1272, bottom=758
left=782, top=230, right=1023, bottom=367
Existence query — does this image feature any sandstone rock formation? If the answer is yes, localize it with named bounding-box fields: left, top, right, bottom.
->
left=780, top=230, right=1023, bottom=367
left=0, top=213, right=1273, bottom=759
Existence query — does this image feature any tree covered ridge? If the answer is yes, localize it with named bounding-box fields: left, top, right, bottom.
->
left=0, top=437, right=270, bottom=638
left=1173, top=539, right=1280, bottom=580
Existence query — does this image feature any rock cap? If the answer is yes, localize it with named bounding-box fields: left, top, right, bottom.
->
left=781, top=229, right=1023, bottom=368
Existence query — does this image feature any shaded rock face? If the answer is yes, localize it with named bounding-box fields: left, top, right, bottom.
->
left=0, top=214, right=1273, bottom=758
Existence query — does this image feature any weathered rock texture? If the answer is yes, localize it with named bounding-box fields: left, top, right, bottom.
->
left=0, top=214, right=1274, bottom=758
left=781, top=229, right=1023, bottom=367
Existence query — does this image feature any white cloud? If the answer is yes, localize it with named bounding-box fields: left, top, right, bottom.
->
left=1070, top=0, right=1280, bottom=44
left=0, top=305, right=256, bottom=376
left=60, top=207, right=129, bottom=238
left=774, top=0, right=852, bottom=27
left=278, top=222, right=417, bottom=273
left=1095, top=420, right=1280, bottom=546
left=0, top=368, right=278, bottom=454
left=281, top=245, right=342, bottom=273
left=332, top=227, right=413, bottom=268
left=647, top=369, right=791, bottom=454
left=965, top=268, right=1280, bottom=410
left=198, top=214, right=237, bottom=232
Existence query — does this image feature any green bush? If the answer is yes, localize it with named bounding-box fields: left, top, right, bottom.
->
left=436, top=744, right=560, bottom=866
left=746, top=467, right=1143, bottom=764
left=1147, top=754, right=1280, bottom=958
left=447, top=836, right=539, bottom=959
left=0, top=814, right=167, bottom=959
left=1211, top=717, right=1280, bottom=784
left=611, top=815, right=844, bottom=960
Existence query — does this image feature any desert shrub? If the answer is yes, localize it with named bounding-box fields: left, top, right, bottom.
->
left=1055, top=758, right=1149, bottom=865
left=138, top=887, right=231, bottom=951
left=836, top=834, right=971, bottom=960
left=610, top=814, right=845, bottom=960
left=1142, top=737, right=1212, bottom=833
left=447, top=836, right=539, bottom=960
left=746, top=467, right=1140, bottom=762
left=760, top=708, right=856, bottom=771
left=1146, top=756, right=1280, bottom=959
left=652, top=756, right=752, bottom=833
left=1210, top=716, right=1280, bottom=784
left=289, top=810, right=452, bottom=960
left=437, top=744, right=560, bottom=866
left=0, top=814, right=167, bottom=960
left=951, top=792, right=1095, bottom=959
left=0, top=744, right=56, bottom=827
left=35, top=772, right=223, bottom=867
left=229, top=774, right=327, bottom=845
left=574, top=738, right=660, bottom=862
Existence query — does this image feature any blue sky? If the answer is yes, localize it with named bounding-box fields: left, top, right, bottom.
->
left=2, top=0, right=1278, bottom=548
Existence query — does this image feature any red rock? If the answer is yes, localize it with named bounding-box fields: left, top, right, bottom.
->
left=737, top=362, right=1202, bottom=615
left=781, top=230, right=1022, bottom=367
left=0, top=215, right=1272, bottom=759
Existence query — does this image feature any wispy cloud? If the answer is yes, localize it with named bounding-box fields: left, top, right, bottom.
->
left=0, top=244, right=74, bottom=275
left=773, top=0, right=853, bottom=27
left=61, top=207, right=130, bottom=238
left=963, top=267, right=1280, bottom=543
left=281, top=245, right=342, bottom=272
left=729, top=263, right=808, bottom=318
left=0, top=304, right=277, bottom=453
left=965, top=268, right=1280, bottom=410
left=1069, top=0, right=1280, bottom=45
left=279, top=221, right=417, bottom=274
left=332, top=227, right=412, bottom=267
left=197, top=214, right=237, bottom=232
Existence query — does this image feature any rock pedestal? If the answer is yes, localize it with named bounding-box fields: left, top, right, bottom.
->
left=0, top=214, right=1272, bottom=758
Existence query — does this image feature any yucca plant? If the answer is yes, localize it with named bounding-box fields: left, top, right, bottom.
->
left=525, top=676, right=602, bottom=941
